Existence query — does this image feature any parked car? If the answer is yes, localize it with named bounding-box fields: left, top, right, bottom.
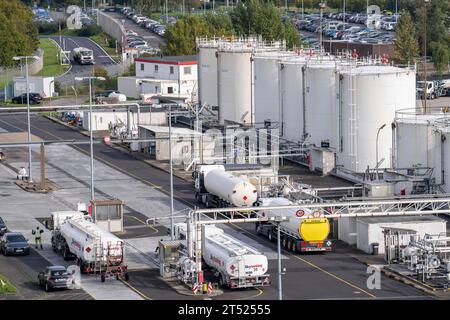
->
left=38, top=266, right=74, bottom=292
left=12, top=93, right=42, bottom=104
left=95, top=90, right=121, bottom=98
left=129, top=41, right=148, bottom=48
left=0, top=217, right=7, bottom=236
left=0, top=232, right=30, bottom=256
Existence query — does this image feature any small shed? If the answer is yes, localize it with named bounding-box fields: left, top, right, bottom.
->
left=138, top=125, right=202, bottom=162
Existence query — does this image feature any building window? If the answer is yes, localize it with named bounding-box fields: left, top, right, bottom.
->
left=154, top=65, right=159, bottom=72
left=168, top=87, right=173, bottom=94
left=140, top=64, right=144, bottom=71
left=170, top=66, right=174, bottom=74
left=184, top=66, right=191, bottom=75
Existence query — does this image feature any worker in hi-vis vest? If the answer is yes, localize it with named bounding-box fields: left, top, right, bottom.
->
left=32, top=226, right=44, bottom=249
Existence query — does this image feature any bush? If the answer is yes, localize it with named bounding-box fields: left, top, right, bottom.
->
left=35, top=22, right=61, bottom=34
left=76, top=25, right=102, bottom=37
left=54, top=81, right=62, bottom=94
left=107, top=38, right=116, bottom=48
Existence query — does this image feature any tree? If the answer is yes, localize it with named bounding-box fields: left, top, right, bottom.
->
left=231, top=0, right=300, bottom=48
left=431, top=42, right=450, bottom=76
left=393, top=11, right=419, bottom=64
left=0, top=0, right=38, bottom=67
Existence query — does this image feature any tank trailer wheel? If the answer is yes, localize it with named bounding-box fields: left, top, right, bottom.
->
left=101, top=274, right=106, bottom=283
left=124, top=273, right=130, bottom=282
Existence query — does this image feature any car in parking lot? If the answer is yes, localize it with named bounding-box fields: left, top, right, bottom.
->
left=0, top=232, right=30, bottom=256
left=129, top=41, right=148, bottom=48
left=38, top=266, right=75, bottom=292
left=12, top=93, right=42, bottom=104
left=0, top=217, right=7, bottom=236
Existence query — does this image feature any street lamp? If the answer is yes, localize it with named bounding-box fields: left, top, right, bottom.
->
left=74, top=76, right=105, bottom=201
left=423, top=0, right=430, bottom=113
left=376, top=123, right=386, bottom=171
left=168, top=105, right=175, bottom=240
left=319, top=3, right=326, bottom=52
left=269, top=215, right=288, bottom=300
left=13, top=55, right=41, bottom=183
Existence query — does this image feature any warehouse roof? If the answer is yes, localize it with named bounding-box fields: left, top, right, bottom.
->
left=139, top=125, right=201, bottom=136
left=135, top=55, right=197, bottom=65
left=357, top=215, right=445, bottom=224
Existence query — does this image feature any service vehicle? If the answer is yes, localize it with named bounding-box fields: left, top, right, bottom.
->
left=72, top=47, right=94, bottom=65
left=256, top=197, right=332, bottom=253
left=193, top=165, right=258, bottom=208
left=48, top=211, right=129, bottom=282
left=174, top=223, right=270, bottom=289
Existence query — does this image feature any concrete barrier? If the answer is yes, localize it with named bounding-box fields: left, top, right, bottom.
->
left=0, top=48, right=44, bottom=89
left=97, top=11, right=125, bottom=47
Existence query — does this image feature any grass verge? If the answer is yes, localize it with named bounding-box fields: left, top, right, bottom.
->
left=0, top=274, right=17, bottom=294
left=36, top=39, right=69, bottom=77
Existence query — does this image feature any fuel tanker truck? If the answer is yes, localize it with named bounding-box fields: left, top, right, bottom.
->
left=49, top=211, right=129, bottom=282
left=256, top=198, right=332, bottom=253
left=174, top=223, right=270, bottom=289
left=192, top=165, right=258, bottom=208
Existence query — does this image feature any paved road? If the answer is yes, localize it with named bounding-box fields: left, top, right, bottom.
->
left=39, top=35, right=119, bottom=86
left=0, top=114, right=436, bottom=300
left=0, top=249, right=92, bottom=300
left=104, top=11, right=166, bottom=50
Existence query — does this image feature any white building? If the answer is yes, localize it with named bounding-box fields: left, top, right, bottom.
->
left=134, top=55, right=198, bottom=97
left=82, top=110, right=166, bottom=132
left=118, top=77, right=180, bottom=99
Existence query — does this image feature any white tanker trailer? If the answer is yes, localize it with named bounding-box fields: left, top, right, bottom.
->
left=174, top=223, right=270, bottom=289
left=49, top=211, right=129, bottom=282
left=193, top=165, right=258, bottom=207
left=256, top=198, right=332, bottom=253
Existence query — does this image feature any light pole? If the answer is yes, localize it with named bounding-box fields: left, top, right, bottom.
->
left=423, top=0, right=430, bottom=113
left=319, top=3, right=326, bottom=52
left=168, top=105, right=174, bottom=240
left=376, top=123, right=386, bottom=170
left=13, top=55, right=40, bottom=183
left=75, top=76, right=105, bottom=201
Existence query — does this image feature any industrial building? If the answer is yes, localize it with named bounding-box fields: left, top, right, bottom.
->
left=394, top=109, right=450, bottom=193
left=13, top=76, right=55, bottom=98
left=118, top=55, right=198, bottom=100
left=197, top=37, right=416, bottom=174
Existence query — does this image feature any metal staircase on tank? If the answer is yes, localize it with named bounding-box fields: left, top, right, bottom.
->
left=348, top=63, right=358, bottom=171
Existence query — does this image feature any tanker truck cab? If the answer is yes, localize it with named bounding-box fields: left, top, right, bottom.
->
left=256, top=198, right=332, bottom=253
left=193, top=165, right=258, bottom=208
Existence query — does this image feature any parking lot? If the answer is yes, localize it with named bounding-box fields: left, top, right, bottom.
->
left=293, top=12, right=396, bottom=48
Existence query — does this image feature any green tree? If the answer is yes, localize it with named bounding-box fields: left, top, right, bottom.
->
left=231, top=0, right=300, bottom=48
left=393, top=11, right=419, bottom=64
left=164, top=15, right=212, bottom=55
left=0, top=0, right=38, bottom=67
left=431, top=42, right=450, bottom=76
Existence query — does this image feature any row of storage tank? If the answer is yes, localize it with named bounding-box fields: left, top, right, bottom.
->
left=197, top=38, right=416, bottom=172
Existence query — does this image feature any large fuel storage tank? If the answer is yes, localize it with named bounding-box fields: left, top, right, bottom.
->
left=338, top=65, right=416, bottom=172
left=278, top=57, right=307, bottom=142
left=304, top=60, right=339, bottom=148
left=217, top=48, right=254, bottom=124
left=198, top=42, right=219, bottom=108
left=254, top=52, right=295, bottom=128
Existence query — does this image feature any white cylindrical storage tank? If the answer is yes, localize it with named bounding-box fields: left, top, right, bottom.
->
left=280, top=57, right=306, bottom=142
left=304, top=60, right=338, bottom=148
left=217, top=48, right=253, bottom=124
left=254, top=54, right=281, bottom=125
left=198, top=45, right=218, bottom=107
left=338, top=66, right=416, bottom=172
left=204, top=169, right=258, bottom=207
left=254, top=52, right=295, bottom=128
